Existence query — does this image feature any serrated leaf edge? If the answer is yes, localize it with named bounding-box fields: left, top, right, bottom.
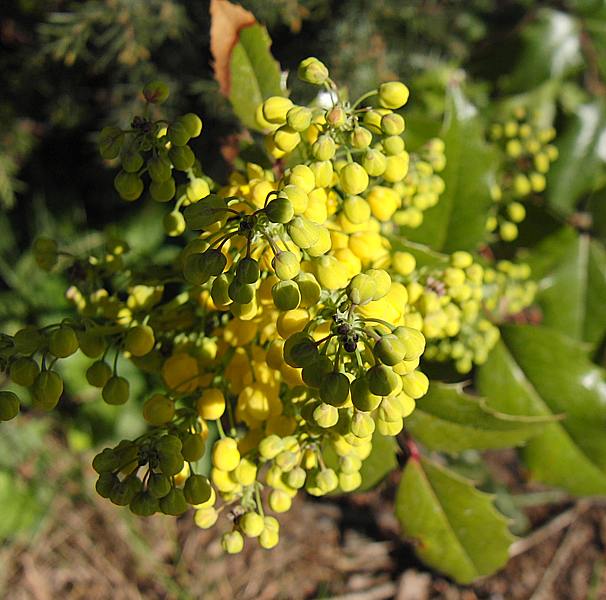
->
left=398, top=454, right=515, bottom=581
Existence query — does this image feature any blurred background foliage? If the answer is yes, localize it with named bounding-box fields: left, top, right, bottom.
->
left=1, top=0, right=606, bottom=550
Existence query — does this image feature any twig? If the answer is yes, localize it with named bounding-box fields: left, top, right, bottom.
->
left=580, top=27, right=606, bottom=97
left=327, top=582, right=398, bottom=600
left=529, top=520, right=594, bottom=600
left=509, top=499, right=592, bottom=558
left=511, top=489, right=570, bottom=508
left=587, top=558, right=606, bottom=600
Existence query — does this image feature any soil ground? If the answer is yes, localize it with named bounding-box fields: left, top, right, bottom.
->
left=1, top=440, right=606, bottom=600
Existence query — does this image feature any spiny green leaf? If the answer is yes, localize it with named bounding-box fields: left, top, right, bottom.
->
left=526, top=227, right=606, bottom=348
left=405, top=383, right=551, bottom=454
left=402, top=85, right=497, bottom=253
left=228, top=24, right=283, bottom=131
left=500, top=9, right=583, bottom=94
left=396, top=454, right=515, bottom=584
left=546, top=101, right=606, bottom=215
left=478, top=326, right=606, bottom=496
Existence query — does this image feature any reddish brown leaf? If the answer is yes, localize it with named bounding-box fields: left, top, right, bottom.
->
left=209, top=0, right=256, bottom=96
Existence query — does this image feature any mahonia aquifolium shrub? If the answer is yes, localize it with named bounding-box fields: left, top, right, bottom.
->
left=487, top=106, right=559, bottom=242
left=0, top=59, right=536, bottom=553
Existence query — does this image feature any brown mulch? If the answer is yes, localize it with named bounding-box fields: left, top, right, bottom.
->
left=1, top=446, right=606, bottom=600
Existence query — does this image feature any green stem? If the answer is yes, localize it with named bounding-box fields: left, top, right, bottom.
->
left=216, top=418, right=226, bottom=439
left=225, top=394, right=237, bottom=436
left=333, top=344, right=342, bottom=372
left=511, top=490, right=570, bottom=508
left=261, top=229, right=281, bottom=256
left=113, top=347, right=120, bottom=375
left=255, top=484, right=264, bottom=517
left=263, top=190, right=279, bottom=208
left=354, top=348, right=364, bottom=371
left=352, top=89, right=378, bottom=109
left=361, top=317, right=393, bottom=331
left=314, top=333, right=335, bottom=347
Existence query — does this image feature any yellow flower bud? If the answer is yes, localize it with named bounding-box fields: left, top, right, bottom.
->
left=378, top=81, right=410, bottom=109
left=262, top=96, right=294, bottom=124
left=286, top=105, right=313, bottom=131
left=367, top=186, right=400, bottom=221
left=315, top=255, right=349, bottom=290
left=383, top=152, right=409, bottom=182
left=289, top=164, right=315, bottom=192
left=339, top=162, right=369, bottom=195
left=197, top=388, right=226, bottom=420
left=297, top=57, right=329, bottom=84
left=393, top=251, right=416, bottom=275
left=273, top=126, right=301, bottom=153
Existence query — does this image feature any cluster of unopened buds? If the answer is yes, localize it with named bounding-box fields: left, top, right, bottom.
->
left=487, top=106, right=558, bottom=242
left=0, top=57, right=536, bottom=553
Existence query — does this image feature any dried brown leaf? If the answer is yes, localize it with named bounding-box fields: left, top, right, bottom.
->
left=209, top=0, right=256, bottom=96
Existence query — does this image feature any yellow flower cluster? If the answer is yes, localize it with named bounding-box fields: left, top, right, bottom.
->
left=0, top=59, right=539, bottom=554
left=393, top=250, right=536, bottom=373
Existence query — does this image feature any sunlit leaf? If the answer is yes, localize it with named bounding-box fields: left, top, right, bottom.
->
left=478, top=326, right=606, bottom=495
left=210, top=0, right=283, bottom=130
left=396, top=453, right=514, bottom=583
left=358, top=430, right=398, bottom=491
left=406, top=383, right=550, bottom=454
left=402, top=85, right=497, bottom=252
left=526, top=227, right=606, bottom=347
left=546, top=101, right=606, bottom=215
left=500, top=9, right=583, bottom=93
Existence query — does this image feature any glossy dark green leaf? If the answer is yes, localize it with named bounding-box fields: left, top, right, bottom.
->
left=403, top=86, right=497, bottom=253
left=228, top=24, right=283, bottom=131
left=500, top=9, right=583, bottom=94
left=396, top=454, right=514, bottom=584
left=405, top=383, right=550, bottom=454
left=478, top=326, right=606, bottom=495
left=526, top=227, right=606, bottom=347
left=546, top=101, right=606, bottom=215
left=357, top=430, right=398, bottom=492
